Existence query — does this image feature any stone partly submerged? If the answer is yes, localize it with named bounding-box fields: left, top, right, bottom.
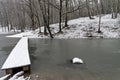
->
left=72, top=57, right=83, bottom=64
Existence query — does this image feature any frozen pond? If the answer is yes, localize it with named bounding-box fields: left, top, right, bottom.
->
left=0, top=35, right=120, bottom=80
left=29, top=38, right=120, bottom=80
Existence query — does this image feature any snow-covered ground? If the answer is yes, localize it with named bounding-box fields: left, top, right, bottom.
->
left=0, top=28, right=11, bottom=34
left=0, top=27, right=19, bottom=34
left=6, top=14, right=120, bottom=39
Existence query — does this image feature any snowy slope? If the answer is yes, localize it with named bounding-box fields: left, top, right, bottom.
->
left=6, top=14, right=120, bottom=38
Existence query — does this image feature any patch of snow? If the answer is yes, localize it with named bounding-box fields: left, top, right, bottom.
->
left=9, top=71, right=24, bottom=80
left=6, top=31, right=33, bottom=38
left=0, top=28, right=13, bottom=34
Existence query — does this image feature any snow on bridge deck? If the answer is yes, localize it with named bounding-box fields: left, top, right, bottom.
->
left=1, top=37, right=31, bottom=70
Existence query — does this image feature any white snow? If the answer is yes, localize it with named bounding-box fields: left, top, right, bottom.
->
left=0, top=26, right=22, bottom=34
left=6, top=14, right=120, bottom=39
left=1, top=37, right=31, bottom=70
left=6, top=31, right=34, bottom=38
left=0, top=74, right=11, bottom=80
left=9, top=71, right=24, bottom=80
left=0, top=28, right=13, bottom=34
left=0, top=71, right=30, bottom=80
left=72, top=57, right=83, bottom=64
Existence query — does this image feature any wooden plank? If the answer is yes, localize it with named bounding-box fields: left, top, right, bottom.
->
left=1, top=37, right=31, bottom=70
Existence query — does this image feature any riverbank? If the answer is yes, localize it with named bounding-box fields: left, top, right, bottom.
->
left=6, top=14, right=120, bottom=39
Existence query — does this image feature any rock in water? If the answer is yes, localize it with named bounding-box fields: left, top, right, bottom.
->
left=72, top=57, right=83, bottom=64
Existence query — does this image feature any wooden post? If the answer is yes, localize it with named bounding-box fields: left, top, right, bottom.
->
left=6, top=69, right=13, bottom=74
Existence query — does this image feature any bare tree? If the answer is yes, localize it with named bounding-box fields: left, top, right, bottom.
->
left=97, top=0, right=102, bottom=33
left=38, top=0, right=53, bottom=38
left=58, top=0, right=63, bottom=33
left=64, top=0, right=69, bottom=27
left=86, top=0, right=92, bottom=19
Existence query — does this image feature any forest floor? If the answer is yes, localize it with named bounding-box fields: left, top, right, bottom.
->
left=6, top=14, right=120, bottom=39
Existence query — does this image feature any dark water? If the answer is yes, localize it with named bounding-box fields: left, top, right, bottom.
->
left=29, top=38, right=120, bottom=80
left=0, top=36, right=120, bottom=80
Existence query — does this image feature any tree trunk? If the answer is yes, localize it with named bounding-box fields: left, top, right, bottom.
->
left=38, top=0, right=53, bottom=38
left=29, top=0, right=35, bottom=31
left=86, top=0, right=92, bottom=19
left=98, top=0, right=102, bottom=33
left=43, top=0, right=47, bottom=35
left=59, top=0, right=62, bottom=33
left=64, top=0, right=68, bottom=27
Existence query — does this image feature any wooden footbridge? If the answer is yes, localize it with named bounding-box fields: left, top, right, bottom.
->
left=1, top=37, right=31, bottom=78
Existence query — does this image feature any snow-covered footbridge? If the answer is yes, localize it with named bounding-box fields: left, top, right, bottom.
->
left=1, top=37, right=31, bottom=77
